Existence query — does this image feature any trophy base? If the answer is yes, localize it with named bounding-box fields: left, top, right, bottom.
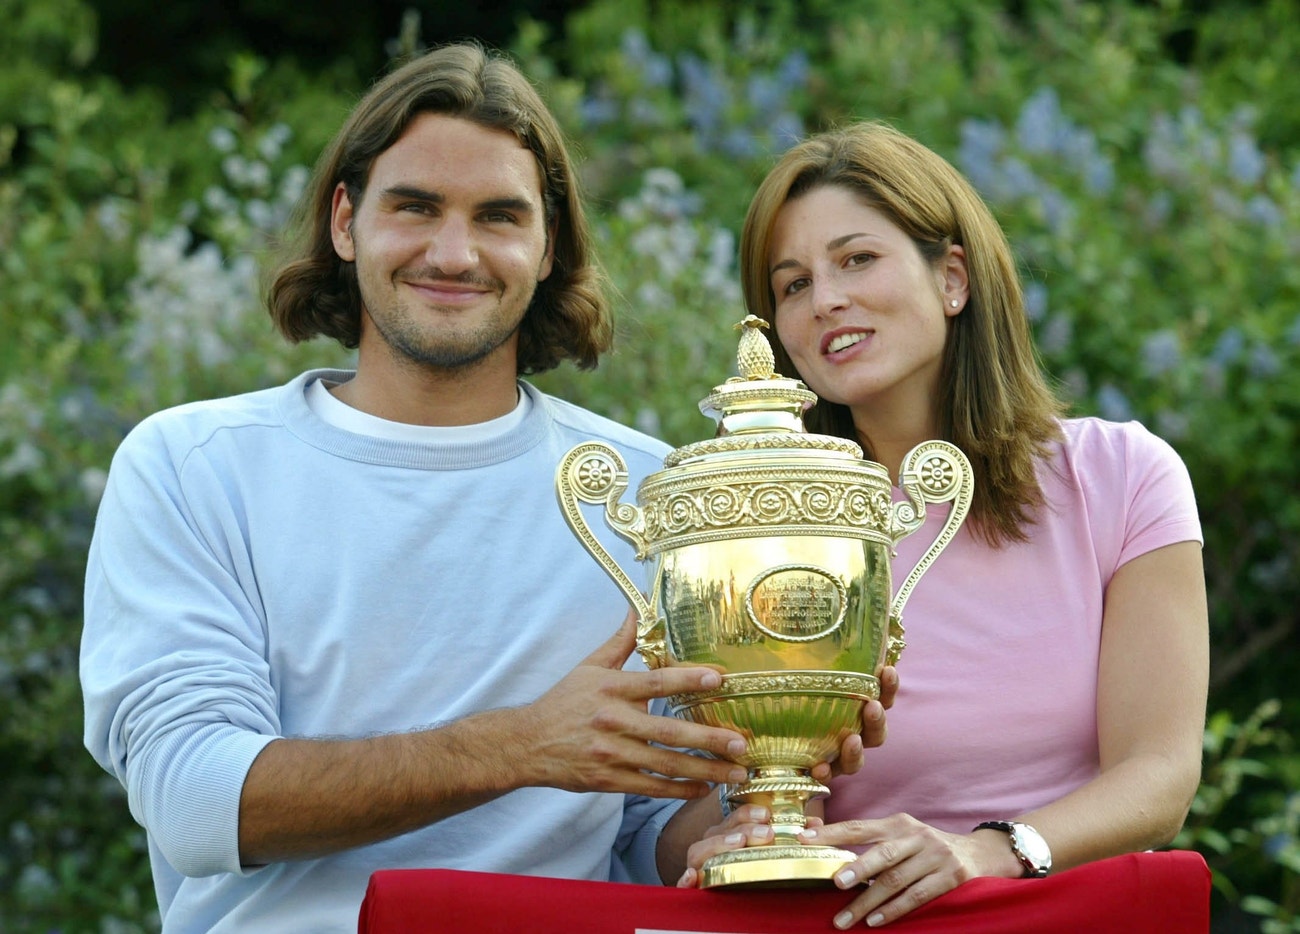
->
left=699, top=844, right=856, bottom=889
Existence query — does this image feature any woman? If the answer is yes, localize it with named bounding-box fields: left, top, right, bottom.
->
left=677, top=122, right=1208, bottom=929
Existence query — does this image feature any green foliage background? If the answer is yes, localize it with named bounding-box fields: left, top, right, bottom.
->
left=2, top=0, right=1297, bottom=930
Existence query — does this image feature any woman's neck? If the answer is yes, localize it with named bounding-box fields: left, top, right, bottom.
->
left=851, top=409, right=940, bottom=484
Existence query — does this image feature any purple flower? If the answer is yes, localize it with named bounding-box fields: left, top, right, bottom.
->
left=1039, top=314, right=1073, bottom=355
left=1023, top=281, right=1048, bottom=322
left=778, top=50, right=810, bottom=87
left=1227, top=129, right=1265, bottom=185
left=1245, top=194, right=1282, bottom=228
left=768, top=112, right=805, bottom=152
left=1248, top=343, right=1281, bottom=378
left=1095, top=384, right=1133, bottom=422
left=1210, top=328, right=1245, bottom=366
left=1017, top=88, right=1061, bottom=155
left=1141, top=330, right=1182, bottom=377
left=958, top=118, right=1006, bottom=194
left=1286, top=315, right=1300, bottom=346
left=580, top=94, right=618, bottom=128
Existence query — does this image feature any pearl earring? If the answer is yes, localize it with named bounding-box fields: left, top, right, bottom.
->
left=950, top=299, right=960, bottom=308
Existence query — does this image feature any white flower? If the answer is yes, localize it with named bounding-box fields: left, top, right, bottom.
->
left=80, top=467, right=109, bottom=506
left=208, top=125, right=238, bottom=153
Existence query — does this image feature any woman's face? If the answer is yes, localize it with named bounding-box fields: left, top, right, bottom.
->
left=766, top=184, right=965, bottom=430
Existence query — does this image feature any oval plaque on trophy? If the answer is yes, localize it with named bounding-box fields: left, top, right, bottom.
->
left=747, top=565, right=846, bottom=643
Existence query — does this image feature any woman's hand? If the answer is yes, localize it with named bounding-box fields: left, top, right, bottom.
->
left=799, top=813, right=1024, bottom=928
left=675, top=804, right=786, bottom=888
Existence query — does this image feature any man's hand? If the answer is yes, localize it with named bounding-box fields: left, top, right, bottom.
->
left=522, top=611, right=750, bottom=799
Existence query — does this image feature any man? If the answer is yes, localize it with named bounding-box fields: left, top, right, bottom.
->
left=82, top=42, right=881, bottom=933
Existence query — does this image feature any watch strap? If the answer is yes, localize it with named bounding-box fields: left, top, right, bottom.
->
left=973, top=820, right=1051, bottom=878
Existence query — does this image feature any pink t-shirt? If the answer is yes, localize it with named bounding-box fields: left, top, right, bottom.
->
left=823, top=417, right=1202, bottom=833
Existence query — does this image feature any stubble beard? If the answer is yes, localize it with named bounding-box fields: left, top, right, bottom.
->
left=364, top=272, right=535, bottom=376
left=376, top=306, right=521, bottom=373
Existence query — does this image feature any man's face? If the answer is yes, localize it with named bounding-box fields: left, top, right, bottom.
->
left=330, top=112, right=554, bottom=376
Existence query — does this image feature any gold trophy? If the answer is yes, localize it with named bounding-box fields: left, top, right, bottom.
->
left=556, top=317, right=972, bottom=887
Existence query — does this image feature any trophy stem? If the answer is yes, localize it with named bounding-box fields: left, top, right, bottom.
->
left=727, top=766, right=825, bottom=840
left=702, top=767, right=856, bottom=889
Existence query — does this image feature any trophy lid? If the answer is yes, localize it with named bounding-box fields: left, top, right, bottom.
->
left=664, top=316, right=864, bottom=467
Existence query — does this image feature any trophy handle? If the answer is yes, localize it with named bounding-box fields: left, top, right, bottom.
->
left=885, top=441, right=974, bottom=664
left=555, top=442, right=667, bottom=668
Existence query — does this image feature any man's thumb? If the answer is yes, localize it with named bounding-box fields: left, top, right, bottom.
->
left=582, top=607, right=639, bottom=669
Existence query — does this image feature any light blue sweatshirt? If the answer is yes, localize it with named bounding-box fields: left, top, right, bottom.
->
left=82, top=370, right=680, bottom=933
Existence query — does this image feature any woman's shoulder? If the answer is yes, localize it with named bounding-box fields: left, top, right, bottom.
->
left=1054, top=415, right=1186, bottom=471
left=1048, top=417, right=1201, bottom=556
left=1047, top=416, right=1196, bottom=522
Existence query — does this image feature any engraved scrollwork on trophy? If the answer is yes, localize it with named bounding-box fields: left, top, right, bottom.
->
left=641, top=476, right=895, bottom=548
left=670, top=671, right=879, bottom=707
left=801, top=483, right=837, bottom=520
left=703, top=487, right=745, bottom=524
left=750, top=483, right=800, bottom=522
left=706, top=846, right=852, bottom=871
left=665, top=432, right=863, bottom=467
left=661, top=491, right=701, bottom=533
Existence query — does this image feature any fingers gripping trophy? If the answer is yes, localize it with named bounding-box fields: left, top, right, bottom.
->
left=556, top=317, right=973, bottom=888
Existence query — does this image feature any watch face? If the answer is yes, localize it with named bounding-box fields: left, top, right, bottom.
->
left=1013, top=826, right=1052, bottom=868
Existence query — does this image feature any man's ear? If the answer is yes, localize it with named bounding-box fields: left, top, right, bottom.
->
left=331, top=183, right=356, bottom=262
left=538, top=217, right=557, bottom=283
left=942, top=243, right=969, bottom=316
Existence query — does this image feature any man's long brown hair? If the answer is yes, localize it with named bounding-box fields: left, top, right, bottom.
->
left=265, top=42, right=610, bottom=375
left=740, top=122, right=1066, bottom=546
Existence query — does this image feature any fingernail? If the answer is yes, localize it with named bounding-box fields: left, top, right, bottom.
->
left=833, top=911, right=854, bottom=930
left=676, top=870, right=691, bottom=887
left=724, top=832, right=745, bottom=845
left=700, top=671, right=722, bottom=689
left=753, top=825, right=773, bottom=840
left=748, top=806, right=768, bottom=822
left=800, top=828, right=818, bottom=839
left=726, top=739, right=747, bottom=758
left=835, top=868, right=857, bottom=888
left=867, top=912, right=886, bottom=927
left=728, top=767, right=748, bottom=783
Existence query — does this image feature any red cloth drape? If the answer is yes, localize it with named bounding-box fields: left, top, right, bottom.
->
left=359, top=849, right=1209, bottom=933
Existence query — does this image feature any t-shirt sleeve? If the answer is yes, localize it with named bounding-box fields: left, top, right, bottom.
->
left=609, top=694, right=687, bottom=883
left=613, top=791, right=687, bottom=884
left=1114, top=421, right=1203, bottom=568
left=81, top=416, right=278, bottom=879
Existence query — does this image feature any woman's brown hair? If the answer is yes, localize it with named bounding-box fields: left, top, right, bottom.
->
left=265, top=42, right=610, bottom=374
left=740, top=121, right=1065, bottom=546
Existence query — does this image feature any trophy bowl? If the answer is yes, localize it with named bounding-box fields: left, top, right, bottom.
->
left=556, top=317, right=972, bottom=887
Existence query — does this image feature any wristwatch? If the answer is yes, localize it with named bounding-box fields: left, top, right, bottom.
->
left=973, top=820, right=1052, bottom=878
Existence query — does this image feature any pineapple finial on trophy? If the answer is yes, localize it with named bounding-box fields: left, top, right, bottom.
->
left=735, top=314, right=776, bottom=380
left=697, top=316, right=817, bottom=437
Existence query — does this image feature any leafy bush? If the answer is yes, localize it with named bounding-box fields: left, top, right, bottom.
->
left=1, top=0, right=1295, bottom=930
